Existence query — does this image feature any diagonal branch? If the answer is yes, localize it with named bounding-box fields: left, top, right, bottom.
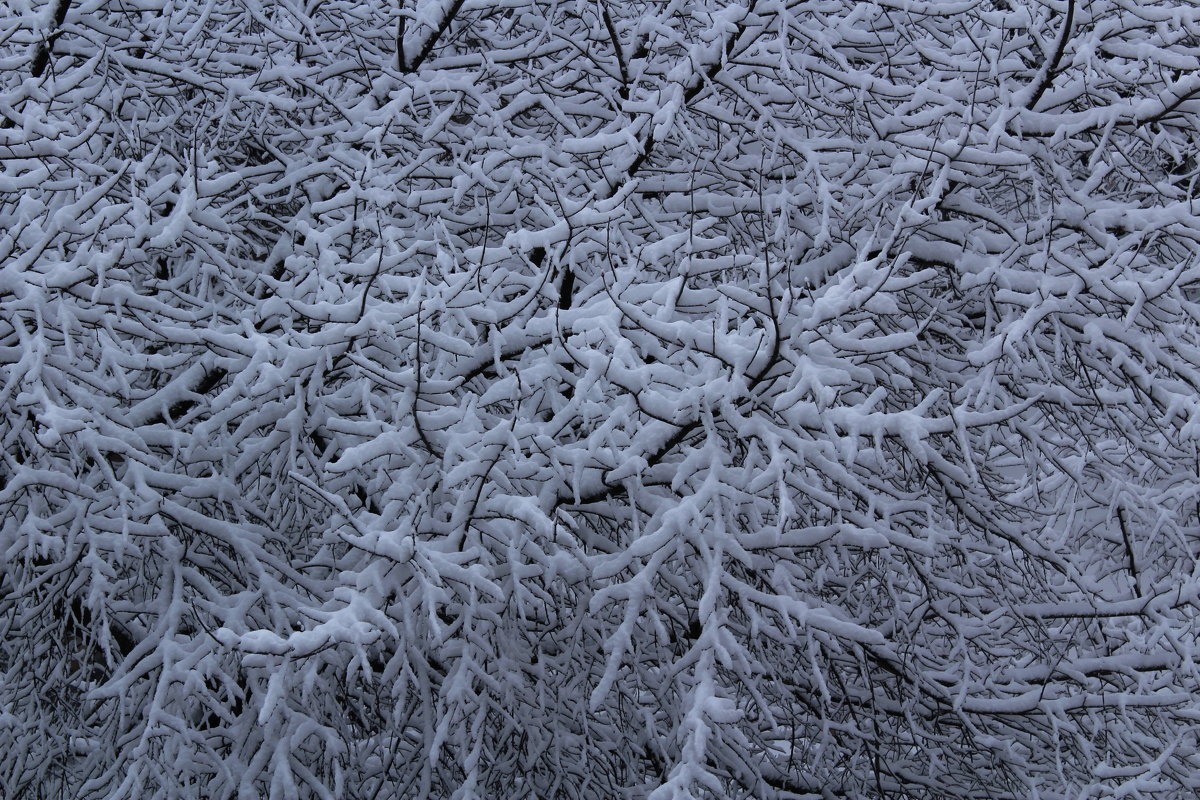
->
left=400, top=0, right=468, bottom=73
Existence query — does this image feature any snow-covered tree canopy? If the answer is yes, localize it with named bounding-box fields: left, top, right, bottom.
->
left=4, top=0, right=1200, bottom=797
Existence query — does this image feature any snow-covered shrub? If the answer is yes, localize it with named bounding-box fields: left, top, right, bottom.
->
left=3, top=0, right=1200, bottom=797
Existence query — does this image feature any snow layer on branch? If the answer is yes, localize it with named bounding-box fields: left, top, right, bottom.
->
left=4, top=0, right=1200, bottom=798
